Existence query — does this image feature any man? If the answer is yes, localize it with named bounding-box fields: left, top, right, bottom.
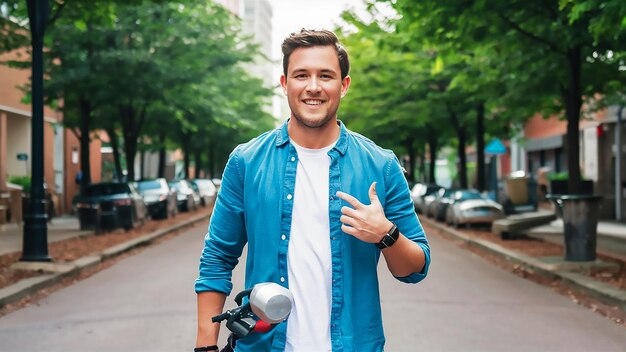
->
left=195, top=29, right=430, bottom=352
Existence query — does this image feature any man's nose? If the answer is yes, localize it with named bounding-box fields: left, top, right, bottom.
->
left=306, top=77, right=321, bottom=93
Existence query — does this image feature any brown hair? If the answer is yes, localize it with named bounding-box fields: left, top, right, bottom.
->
left=281, top=29, right=350, bottom=79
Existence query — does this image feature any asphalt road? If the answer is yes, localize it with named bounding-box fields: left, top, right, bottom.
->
left=0, top=222, right=625, bottom=351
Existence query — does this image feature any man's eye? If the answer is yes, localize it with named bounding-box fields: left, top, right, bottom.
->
left=294, top=74, right=307, bottom=79
left=321, top=74, right=332, bottom=79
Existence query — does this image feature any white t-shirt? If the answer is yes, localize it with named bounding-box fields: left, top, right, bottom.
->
left=285, top=141, right=334, bottom=352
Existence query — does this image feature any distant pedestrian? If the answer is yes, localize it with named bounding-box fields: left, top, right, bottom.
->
left=195, top=29, right=431, bottom=352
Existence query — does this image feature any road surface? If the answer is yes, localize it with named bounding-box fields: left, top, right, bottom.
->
left=0, top=222, right=624, bottom=351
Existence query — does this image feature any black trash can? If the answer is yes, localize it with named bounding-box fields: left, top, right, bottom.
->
left=557, top=195, right=603, bottom=262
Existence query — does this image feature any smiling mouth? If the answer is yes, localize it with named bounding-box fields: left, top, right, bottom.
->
left=303, top=99, right=324, bottom=105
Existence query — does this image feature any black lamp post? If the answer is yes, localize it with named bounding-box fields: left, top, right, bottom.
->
left=21, top=0, right=51, bottom=262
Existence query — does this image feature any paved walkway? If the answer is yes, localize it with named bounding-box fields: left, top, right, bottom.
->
left=0, top=216, right=92, bottom=256
left=525, top=218, right=626, bottom=261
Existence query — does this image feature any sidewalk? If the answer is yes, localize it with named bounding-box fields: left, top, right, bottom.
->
left=0, top=212, right=209, bottom=308
left=525, top=218, right=626, bottom=262
left=422, top=214, right=626, bottom=311
left=0, top=216, right=92, bottom=256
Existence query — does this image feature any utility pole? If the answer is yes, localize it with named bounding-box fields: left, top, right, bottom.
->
left=616, top=106, right=624, bottom=222
left=21, top=0, right=51, bottom=262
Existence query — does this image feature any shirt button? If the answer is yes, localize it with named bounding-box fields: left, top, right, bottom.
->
left=287, top=194, right=293, bottom=200
left=281, top=234, right=286, bottom=240
left=290, top=156, right=296, bottom=162
left=332, top=236, right=336, bottom=240
left=280, top=277, right=285, bottom=283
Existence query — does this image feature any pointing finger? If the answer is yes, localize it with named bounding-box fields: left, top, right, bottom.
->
left=336, top=191, right=363, bottom=209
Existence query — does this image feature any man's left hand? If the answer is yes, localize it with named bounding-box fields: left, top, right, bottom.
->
left=336, top=182, right=393, bottom=244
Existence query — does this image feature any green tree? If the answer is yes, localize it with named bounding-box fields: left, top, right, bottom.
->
left=388, top=0, right=626, bottom=194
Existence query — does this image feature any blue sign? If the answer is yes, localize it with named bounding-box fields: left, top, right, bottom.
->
left=16, top=153, right=28, bottom=161
left=485, top=138, right=506, bottom=155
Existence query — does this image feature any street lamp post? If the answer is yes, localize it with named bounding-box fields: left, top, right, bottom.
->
left=21, top=0, right=51, bottom=262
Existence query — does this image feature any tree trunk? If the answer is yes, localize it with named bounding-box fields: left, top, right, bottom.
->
left=119, top=104, right=148, bottom=182
left=418, top=149, right=426, bottom=183
left=123, top=136, right=137, bottom=182
left=208, top=142, right=215, bottom=178
left=182, top=132, right=191, bottom=179
left=456, top=124, right=468, bottom=189
left=405, top=137, right=416, bottom=182
left=476, top=103, right=486, bottom=191
left=157, top=132, right=166, bottom=178
left=565, top=46, right=582, bottom=194
left=78, top=98, right=92, bottom=194
left=140, top=149, right=146, bottom=180
left=449, top=111, right=468, bottom=189
left=427, top=130, right=438, bottom=184
left=105, top=127, right=124, bottom=182
left=193, top=148, right=202, bottom=179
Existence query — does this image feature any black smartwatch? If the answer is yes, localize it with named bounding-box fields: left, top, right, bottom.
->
left=376, top=222, right=399, bottom=249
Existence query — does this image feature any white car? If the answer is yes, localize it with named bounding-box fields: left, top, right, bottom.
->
left=446, top=190, right=504, bottom=228
left=410, top=183, right=442, bottom=214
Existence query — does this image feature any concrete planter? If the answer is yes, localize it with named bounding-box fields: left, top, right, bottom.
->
left=549, top=195, right=603, bottom=262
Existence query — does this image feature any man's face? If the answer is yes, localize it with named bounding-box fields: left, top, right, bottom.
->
left=280, top=45, right=350, bottom=128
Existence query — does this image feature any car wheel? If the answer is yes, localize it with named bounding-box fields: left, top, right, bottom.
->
left=123, top=219, right=133, bottom=230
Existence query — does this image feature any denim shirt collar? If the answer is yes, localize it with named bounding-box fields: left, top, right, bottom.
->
left=275, top=118, right=348, bottom=156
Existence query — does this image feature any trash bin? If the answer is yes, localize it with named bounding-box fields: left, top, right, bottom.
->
left=505, top=171, right=529, bottom=205
left=555, top=195, right=603, bottom=262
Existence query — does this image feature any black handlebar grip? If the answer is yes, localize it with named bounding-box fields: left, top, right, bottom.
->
left=212, top=312, right=230, bottom=323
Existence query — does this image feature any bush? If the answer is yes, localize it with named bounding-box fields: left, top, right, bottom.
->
left=8, top=175, right=31, bottom=193
left=548, top=172, right=569, bottom=181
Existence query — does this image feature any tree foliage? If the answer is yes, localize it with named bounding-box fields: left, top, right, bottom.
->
left=340, top=0, right=625, bottom=193
left=1, top=0, right=274, bottom=183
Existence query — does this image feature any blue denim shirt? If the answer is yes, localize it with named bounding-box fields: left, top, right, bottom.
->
left=196, top=120, right=431, bottom=352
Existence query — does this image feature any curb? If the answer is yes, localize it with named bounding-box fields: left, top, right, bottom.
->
left=422, top=217, right=626, bottom=311
left=0, top=213, right=209, bottom=308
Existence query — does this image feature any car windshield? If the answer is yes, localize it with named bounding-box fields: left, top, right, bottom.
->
left=195, top=180, right=215, bottom=191
left=425, top=186, right=441, bottom=195
left=84, top=183, right=129, bottom=197
left=441, top=189, right=455, bottom=198
left=136, top=180, right=162, bottom=191
left=456, top=191, right=483, bottom=201
left=169, top=181, right=185, bottom=191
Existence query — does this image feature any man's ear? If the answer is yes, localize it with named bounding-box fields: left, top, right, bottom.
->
left=280, top=75, right=287, bottom=95
left=341, top=75, right=351, bottom=98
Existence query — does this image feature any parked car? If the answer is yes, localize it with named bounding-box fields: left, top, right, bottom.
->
left=446, top=189, right=505, bottom=228
left=168, top=179, right=198, bottom=212
left=189, top=179, right=217, bottom=208
left=427, top=187, right=457, bottom=221
left=135, top=178, right=178, bottom=220
left=410, top=183, right=442, bottom=214
left=76, top=182, right=147, bottom=232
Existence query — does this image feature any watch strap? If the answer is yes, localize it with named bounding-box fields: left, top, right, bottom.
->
left=376, top=223, right=399, bottom=249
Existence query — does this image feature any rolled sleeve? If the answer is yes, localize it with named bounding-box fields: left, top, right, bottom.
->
left=195, top=147, right=248, bottom=295
left=383, top=154, right=431, bottom=284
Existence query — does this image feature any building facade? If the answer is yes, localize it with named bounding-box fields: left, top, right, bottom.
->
left=242, top=0, right=274, bottom=92
left=0, top=48, right=101, bottom=215
left=512, top=107, right=626, bottom=220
